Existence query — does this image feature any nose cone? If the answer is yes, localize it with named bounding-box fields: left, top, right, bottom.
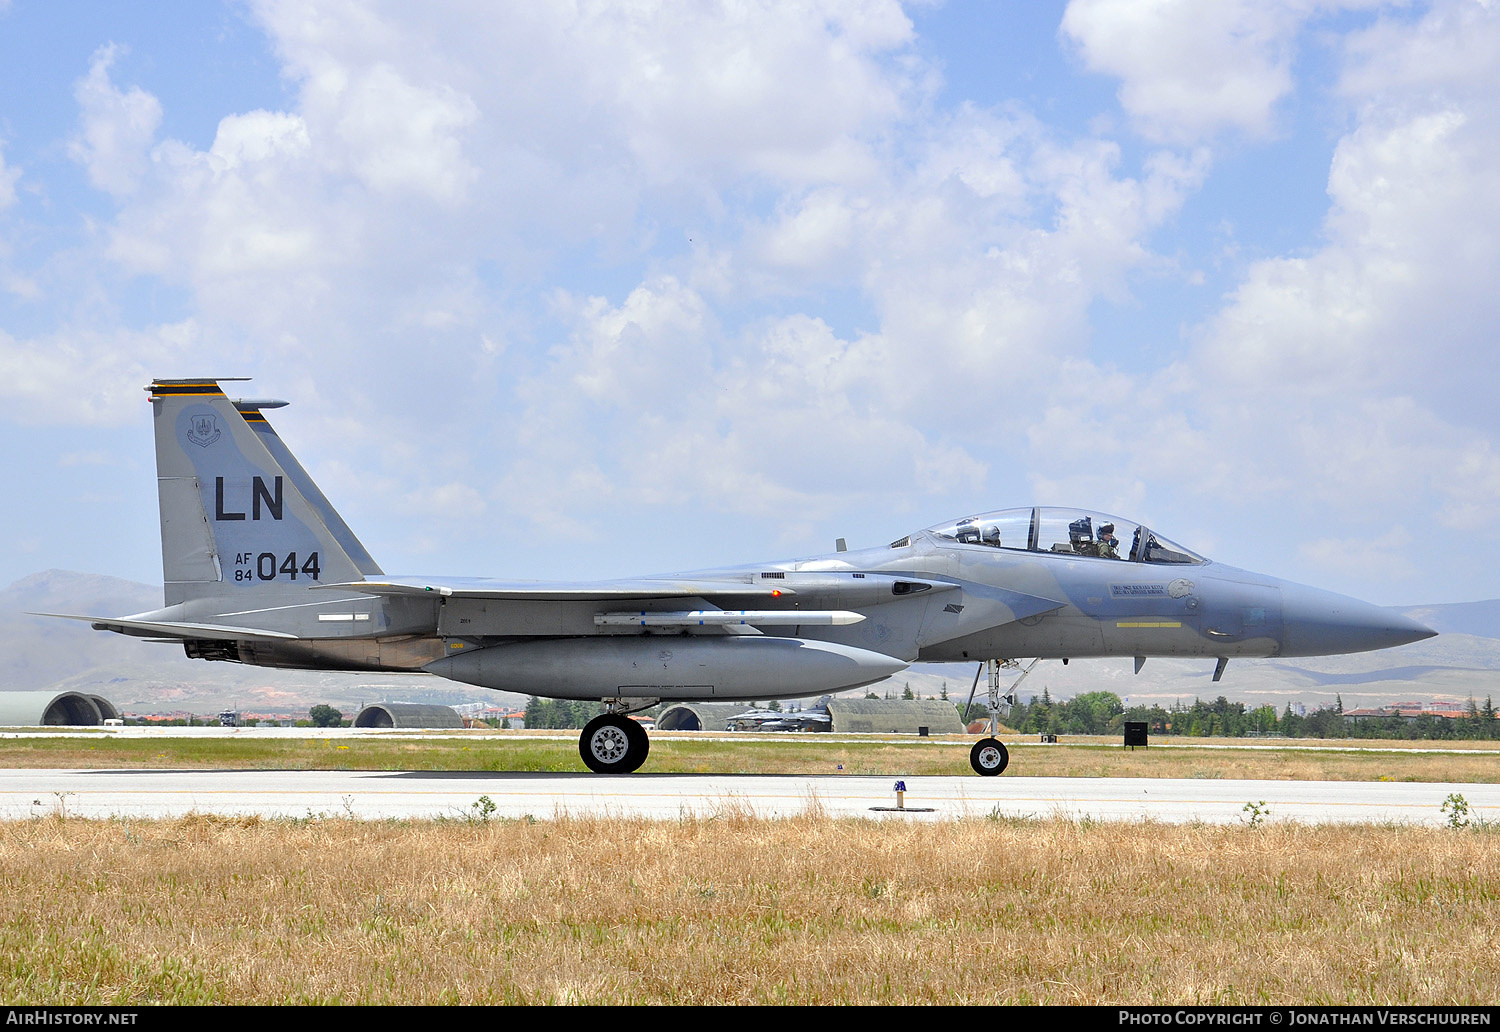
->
left=1279, top=583, right=1438, bottom=657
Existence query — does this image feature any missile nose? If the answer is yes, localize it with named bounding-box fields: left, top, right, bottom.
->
left=1279, top=583, right=1438, bottom=657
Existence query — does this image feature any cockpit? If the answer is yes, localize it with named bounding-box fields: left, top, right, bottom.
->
left=897, top=507, right=1205, bottom=565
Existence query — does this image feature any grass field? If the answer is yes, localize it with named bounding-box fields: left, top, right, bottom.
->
left=2, top=812, right=1497, bottom=1004
left=5, top=732, right=1498, bottom=1005
left=2, top=730, right=1499, bottom=782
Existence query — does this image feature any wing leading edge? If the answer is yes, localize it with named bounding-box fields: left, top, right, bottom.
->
left=315, top=573, right=957, bottom=602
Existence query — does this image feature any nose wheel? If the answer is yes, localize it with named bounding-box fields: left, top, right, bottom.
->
left=970, top=738, right=1009, bottom=776
left=579, top=713, right=650, bottom=774
left=964, top=657, right=1032, bottom=775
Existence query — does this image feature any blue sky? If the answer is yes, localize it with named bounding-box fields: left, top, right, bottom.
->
left=2, top=0, right=1498, bottom=607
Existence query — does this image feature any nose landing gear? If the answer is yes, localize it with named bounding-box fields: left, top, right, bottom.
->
left=965, top=657, right=1037, bottom=776
left=970, top=737, right=1010, bottom=776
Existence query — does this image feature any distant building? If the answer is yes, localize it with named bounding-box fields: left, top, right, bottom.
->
left=1343, top=703, right=1479, bottom=721
left=452, top=702, right=524, bottom=727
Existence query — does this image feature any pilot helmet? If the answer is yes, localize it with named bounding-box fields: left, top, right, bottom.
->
left=982, top=524, right=1001, bottom=544
left=1100, top=523, right=1115, bottom=536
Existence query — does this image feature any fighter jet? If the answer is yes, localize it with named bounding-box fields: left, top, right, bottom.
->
left=725, top=698, right=834, bottom=733
left=67, top=378, right=1436, bottom=776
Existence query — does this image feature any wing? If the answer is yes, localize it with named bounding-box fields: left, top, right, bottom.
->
left=312, top=576, right=799, bottom=600
left=313, top=572, right=959, bottom=602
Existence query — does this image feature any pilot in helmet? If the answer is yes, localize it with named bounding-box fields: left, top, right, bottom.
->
left=1098, top=523, right=1121, bottom=559
left=982, top=524, right=1002, bottom=547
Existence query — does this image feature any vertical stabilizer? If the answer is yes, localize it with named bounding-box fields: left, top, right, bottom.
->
left=149, top=378, right=372, bottom=605
left=233, top=400, right=382, bottom=578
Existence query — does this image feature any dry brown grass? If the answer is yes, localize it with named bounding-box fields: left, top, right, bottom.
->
left=2, top=813, right=1498, bottom=1004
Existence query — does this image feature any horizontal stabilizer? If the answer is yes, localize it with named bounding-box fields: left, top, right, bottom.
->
left=595, top=610, right=865, bottom=627
left=38, top=612, right=299, bottom=641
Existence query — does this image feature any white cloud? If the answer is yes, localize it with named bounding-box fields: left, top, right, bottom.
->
left=747, top=187, right=862, bottom=277
left=1078, top=0, right=1500, bottom=597
left=1194, top=9, right=1500, bottom=411
left=0, top=139, right=27, bottom=300
left=296, top=59, right=478, bottom=203
left=0, top=321, right=201, bottom=426
left=51, top=2, right=933, bottom=377
left=249, top=0, right=919, bottom=199
left=1298, top=525, right=1416, bottom=583
left=731, top=108, right=1208, bottom=414
left=1441, top=441, right=1500, bottom=532
left=489, top=86, right=1214, bottom=531
left=209, top=109, right=312, bottom=170
left=18, top=0, right=1499, bottom=605
left=561, top=276, right=714, bottom=406
left=1340, top=0, right=1500, bottom=98
left=58, top=451, right=113, bottom=467
left=0, top=273, right=38, bottom=301
left=504, top=281, right=988, bottom=531
left=51, top=5, right=1185, bottom=535
left=1060, top=0, right=1382, bottom=144
left=69, top=44, right=163, bottom=195
left=404, top=481, right=487, bottom=519
left=571, top=0, right=914, bottom=183
left=0, top=141, right=18, bottom=212
left=110, top=110, right=320, bottom=282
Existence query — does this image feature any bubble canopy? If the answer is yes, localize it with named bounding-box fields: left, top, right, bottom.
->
left=909, top=507, right=1205, bottom=565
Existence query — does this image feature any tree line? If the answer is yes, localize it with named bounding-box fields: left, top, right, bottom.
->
left=523, top=697, right=605, bottom=729
left=988, top=689, right=1500, bottom=740
left=472, top=691, right=1500, bottom=740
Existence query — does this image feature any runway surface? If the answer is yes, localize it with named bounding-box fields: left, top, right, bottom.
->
left=2, top=768, right=1495, bottom=824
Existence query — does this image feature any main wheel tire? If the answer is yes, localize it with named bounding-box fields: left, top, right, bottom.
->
left=579, top=714, right=647, bottom=774
left=970, top=737, right=1009, bottom=776
left=621, top=716, right=650, bottom=774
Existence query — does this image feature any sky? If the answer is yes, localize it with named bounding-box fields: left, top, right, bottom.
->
left=1, top=0, right=1498, bottom=608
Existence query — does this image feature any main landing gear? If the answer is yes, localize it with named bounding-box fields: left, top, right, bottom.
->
left=579, top=712, right=651, bottom=774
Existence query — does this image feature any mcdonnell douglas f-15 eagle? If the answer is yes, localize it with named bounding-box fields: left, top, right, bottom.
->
left=64, top=378, right=1435, bottom=775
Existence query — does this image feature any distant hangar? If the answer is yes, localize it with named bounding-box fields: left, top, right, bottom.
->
left=826, top=698, right=964, bottom=734
left=353, top=702, right=465, bottom=729
left=0, top=691, right=121, bottom=726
